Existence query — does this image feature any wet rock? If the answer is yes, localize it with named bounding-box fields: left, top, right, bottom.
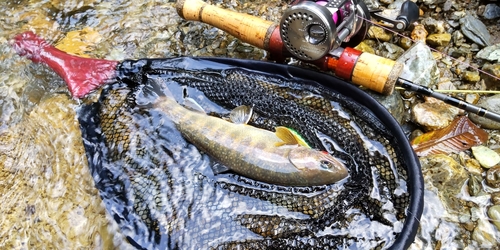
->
left=461, top=71, right=480, bottom=82
left=380, top=42, right=404, bottom=60
left=469, top=94, right=500, bottom=129
left=459, top=14, right=492, bottom=47
left=426, top=33, right=452, bottom=47
left=354, top=41, right=375, bottom=54
left=472, top=146, right=500, bottom=169
left=467, top=174, right=483, bottom=196
left=452, top=30, right=465, bottom=46
left=397, top=42, right=440, bottom=88
left=488, top=205, right=500, bottom=231
left=482, top=4, right=500, bottom=19
left=367, top=26, right=393, bottom=42
left=410, top=24, right=428, bottom=44
left=398, top=37, right=413, bottom=50
left=492, top=193, right=500, bottom=205
left=420, top=154, right=468, bottom=213
left=486, top=165, right=500, bottom=188
left=412, top=97, right=460, bottom=131
left=476, top=44, right=500, bottom=63
left=459, top=152, right=483, bottom=176
left=366, top=90, right=404, bottom=124
left=472, top=220, right=497, bottom=248
left=422, top=0, right=446, bottom=6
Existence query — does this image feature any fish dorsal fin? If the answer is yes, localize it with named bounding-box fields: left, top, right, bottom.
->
left=229, top=105, right=253, bottom=124
left=183, top=97, right=206, bottom=113
left=275, top=126, right=311, bottom=148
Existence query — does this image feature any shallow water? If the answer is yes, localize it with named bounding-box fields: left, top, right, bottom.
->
left=0, top=0, right=498, bottom=249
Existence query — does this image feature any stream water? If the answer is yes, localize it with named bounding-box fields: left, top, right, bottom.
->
left=0, top=0, right=498, bottom=249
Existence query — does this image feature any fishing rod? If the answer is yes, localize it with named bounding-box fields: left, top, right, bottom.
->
left=175, top=0, right=500, bottom=123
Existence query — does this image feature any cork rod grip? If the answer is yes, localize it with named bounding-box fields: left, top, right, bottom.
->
left=351, top=53, right=403, bottom=95
left=176, top=0, right=276, bottom=49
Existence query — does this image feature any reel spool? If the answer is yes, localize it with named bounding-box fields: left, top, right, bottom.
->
left=280, top=0, right=370, bottom=61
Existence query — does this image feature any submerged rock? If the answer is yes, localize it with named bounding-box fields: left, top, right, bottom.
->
left=486, top=165, right=500, bottom=188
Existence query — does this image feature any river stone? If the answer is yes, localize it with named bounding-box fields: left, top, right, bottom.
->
left=481, top=63, right=500, bottom=89
left=486, top=165, right=500, bottom=188
left=412, top=97, right=460, bottom=131
left=422, top=0, right=446, bottom=6
left=459, top=14, right=492, bottom=47
left=381, top=42, right=404, bottom=60
left=354, top=41, right=375, bottom=54
left=492, top=193, right=500, bottom=205
left=410, top=24, right=428, bottom=44
left=469, top=94, right=500, bottom=129
left=397, top=42, right=440, bottom=88
left=483, top=3, right=500, bottom=19
left=367, top=26, right=393, bottom=42
left=462, top=71, right=480, bottom=82
left=422, top=17, right=446, bottom=34
left=366, top=90, right=404, bottom=124
left=426, top=33, right=452, bottom=47
left=476, top=44, right=500, bottom=63
left=488, top=205, right=500, bottom=231
left=472, top=220, right=497, bottom=248
left=420, top=154, right=468, bottom=213
left=471, top=146, right=500, bottom=169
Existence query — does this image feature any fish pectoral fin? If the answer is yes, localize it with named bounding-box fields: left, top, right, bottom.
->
left=229, top=105, right=253, bottom=124
left=211, top=162, right=231, bottom=175
left=183, top=97, right=206, bottom=113
left=274, top=126, right=311, bottom=148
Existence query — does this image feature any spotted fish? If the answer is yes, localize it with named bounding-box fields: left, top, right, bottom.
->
left=78, top=58, right=421, bottom=249
left=152, top=94, right=348, bottom=186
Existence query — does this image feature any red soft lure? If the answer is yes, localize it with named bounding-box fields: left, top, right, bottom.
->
left=12, top=31, right=119, bottom=98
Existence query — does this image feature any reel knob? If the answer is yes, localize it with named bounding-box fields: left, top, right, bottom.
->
left=280, top=1, right=337, bottom=61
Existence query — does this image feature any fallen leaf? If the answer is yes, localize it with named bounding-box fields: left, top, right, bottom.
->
left=411, top=116, right=489, bottom=157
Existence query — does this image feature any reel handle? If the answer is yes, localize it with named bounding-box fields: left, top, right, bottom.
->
left=176, top=0, right=403, bottom=95
left=176, top=0, right=277, bottom=49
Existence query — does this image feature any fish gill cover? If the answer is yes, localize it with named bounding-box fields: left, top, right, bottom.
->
left=78, top=57, right=423, bottom=249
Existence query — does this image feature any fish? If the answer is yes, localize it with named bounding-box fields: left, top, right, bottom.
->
left=76, top=58, right=417, bottom=249
left=152, top=94, right=349, bottom=187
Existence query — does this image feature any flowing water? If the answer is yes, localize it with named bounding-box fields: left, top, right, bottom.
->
left=0, top=0, right=498, bottom=249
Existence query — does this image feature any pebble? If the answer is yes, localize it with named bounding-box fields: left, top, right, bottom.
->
left=460, top=152, right=483, bottom=175
left=426, top=33, right=452, bottom=47
left=422, top=17, right=446, bottom=34
left=459, top=14, right=492, bottom=47
left=480, top=63, right=500, bottom=89
left=488, top=205, right=500, bottom=231
left=397, top=42, right=440, bottom=88
left=472, top=146, right=500, bottom=169
left=482, top=3, right=500, bottom=19
left=354, top=41, right=375, bottom=54
left=469, top=94, right=500, bottom=129
left=412, top=97, right=460, bottom=131
left=367, top=90, right=404, bottom=124
left=367, top=26, right=393, bottom=42
left=419, top=154, right=468, bottom=212
left=381, top=42, right=404, bottom=60
left=476, top=44, right=500, bottom=63
left=467, top=174, right=483, bottom=196
left=410, top=24, right=428, bottom=44
left=486, top=165, right=500, bottom=188
left=492, top=192, right=500, bottom=205
left=461, top=71, right=480, bottom=82
left=472, top=220, right=497, bottom=248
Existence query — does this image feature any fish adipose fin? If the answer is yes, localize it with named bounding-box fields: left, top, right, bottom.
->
left=274, top=127, right=311, bottom=148
left=229, top=105, right=253, bottom=124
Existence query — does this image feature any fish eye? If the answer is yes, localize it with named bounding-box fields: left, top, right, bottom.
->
left=320, top=160, right=333, bottom=169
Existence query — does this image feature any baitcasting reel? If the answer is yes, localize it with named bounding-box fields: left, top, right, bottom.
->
left=280, top=0, right=419, bottom=61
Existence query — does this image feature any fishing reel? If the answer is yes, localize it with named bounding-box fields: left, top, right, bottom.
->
left=280, top=0, right=420, bottom=61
